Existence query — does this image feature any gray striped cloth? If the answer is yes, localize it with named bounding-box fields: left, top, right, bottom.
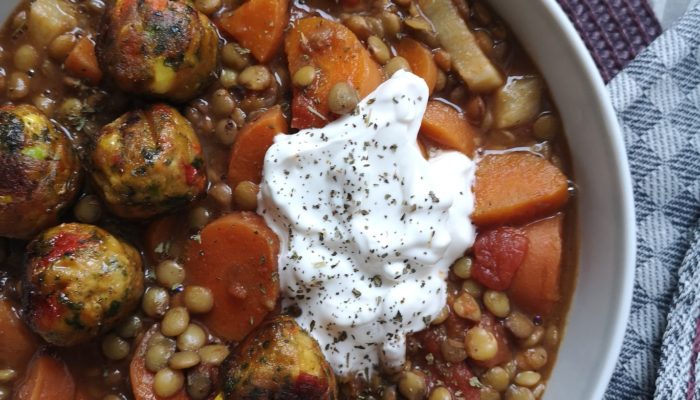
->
left=604, top=4, right=700, bottom=399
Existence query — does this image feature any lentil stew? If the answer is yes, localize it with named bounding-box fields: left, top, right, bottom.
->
left=0, top=0, right=577, bottom=399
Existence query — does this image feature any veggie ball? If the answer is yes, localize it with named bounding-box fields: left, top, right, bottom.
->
left=221, top=316, right=337, bottom=400
left=0, top=104, right=82, bottom=239
left=23, top=223, right=144, bottom=346
left=98, top=0, right=220, bottom=102
left=87, top=104, right=207, bottom=219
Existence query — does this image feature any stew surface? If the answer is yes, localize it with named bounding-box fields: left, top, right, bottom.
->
left=0, top=0, right=577, bottom=399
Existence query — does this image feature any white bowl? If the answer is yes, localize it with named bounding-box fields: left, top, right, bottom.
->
left=488, top=1, right=636, bottom=399
left=0, top=1, right=635, bottom=399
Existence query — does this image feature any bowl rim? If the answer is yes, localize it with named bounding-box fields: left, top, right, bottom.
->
left=532, top=0, right=637, bottom=397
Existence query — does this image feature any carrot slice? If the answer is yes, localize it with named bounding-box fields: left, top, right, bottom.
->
left=472, top=153, right=569, bottom=226
left=130, top=325, right=188, bottom=400
left=184, top=212, right=280, bottom=341
left=285, top=17, right=384, bottom=129
left=394, top=38, right=438, bottom=95
left=64, top=36, right=102, bottom=85
left=227, top=106, right=288, bottom=189
left=15, top=353, right=75, bottom=400
left=420, top=100, right=476, bottom=156
left=0, top=299, right=39, bottom=372
left=216, top=0, right=289, bottom=63
left=508, top=214, right=563, bottom=316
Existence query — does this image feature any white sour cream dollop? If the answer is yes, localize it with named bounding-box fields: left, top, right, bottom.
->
left=258, top=70, right=477, bottom=376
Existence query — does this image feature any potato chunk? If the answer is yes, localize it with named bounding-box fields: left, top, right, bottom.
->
left=28, top=0, right=77, bottom=47
left=492, top=76, right=543, bottom=129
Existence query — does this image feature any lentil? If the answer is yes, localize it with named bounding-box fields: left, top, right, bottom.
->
left=397, top=371, right=426, bottom=400
left=380, top=12, right=401, bottom=37
left=13, top=44, right=38, bottom=71
left=505, top=385, right=535, bottom=400
left=215, top=118, right=238, bottom=145
left=211, top=89, right=236, bottom=117
left=221, top=43, right=251, bottom=70
left=177, top=323, right=207, bottom=351
left=544, top=325, right=560, bottom=348
left=483, top=290, right=511, bottom=318
left=145, top=343, right=175, bottom=373
left=187, top=370, right=213, bottom=400
left=452, top=256, right=472, bottom=279
left=208, top=182, right=233, bottom=207
left=521, top=326, right=545, bottom=348
left=155, top=260, right=186, bottom=288
left=161, top=307, right=190, bottom=337
left=533, top=114, right=560, bottom=141
left=441, top=337, right=468, bottom=363
left=198, top=344, right=230, bottom=366
left=452, top=292, right=482, bottom=321
left=102, top=334, right=130, bottom=361
left=238, top=65, right=272, bottom=91
left=169, top=351, right=201, bottom=370
left=521, top=347, right=548, bottom=370
left=462, top=279, right=484, bottom=298
left=480, top=387, right=501, bottom=400
left=431, top=305, right=449, bottom=325
left=7, top=72, right=30, bottom=100
left=153, top=368, right=185, bottom=398
left=505, top=311, right=535, bottom=339
left=142, top=287, right=170, bottom=318
left=116, top=315, right=143, bottom=339
left=0, top=369, right=17, bottom=384
left=367, top=36, right=391, bottom=64
left=195, top=0, right=221, bottom=14
left=220, top=68, right=239, bottom=89
left=292, top=65, right=316, bottom=87
left=328, top=82, right=359, bottom=115
left=429, top=386, right=452, bottom=400
left=384, top=56, right=411, bottom=77
left=188, top=206, right=212, bottom=230
left=514, top=371, right=541, bottom=387
left=233, top=181, right=259, bottom=211
left=183, top=286, right=215, bottom=314
left=482, top=366, right=510, bottom=392
left=464, top=327, right=498, bottom=361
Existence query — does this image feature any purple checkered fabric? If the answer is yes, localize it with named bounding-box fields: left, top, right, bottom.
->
left=557, top=0, right=662, bottom=81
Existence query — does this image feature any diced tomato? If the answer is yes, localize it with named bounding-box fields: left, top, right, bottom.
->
left=41, top=232, right=86, bottom=267
left=291, top=92, right=328, bottom=129
left=415, top=325, right=444, bottom=358
left=472, top=227, right=528, bottom=291
left=183, top=162, right=201, bottom=186
left=427, top=362, right=480, bottom=400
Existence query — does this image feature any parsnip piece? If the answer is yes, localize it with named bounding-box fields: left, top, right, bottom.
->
left=29, top=0, right=77, bottom=47
left=492, top=76, right=543, bottom=128
left=418, top=0, right=504, bottom=92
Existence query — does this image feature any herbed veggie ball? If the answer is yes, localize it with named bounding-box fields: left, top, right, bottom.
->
left=98, top=0, right=220, bottom=102
left=221, top=316, right=337, bottom=400
left=22, top=223, right=144, bottom=346
left=0, top=104, right=82, bottom=239
left=87, top=103, right=207, bottom=219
